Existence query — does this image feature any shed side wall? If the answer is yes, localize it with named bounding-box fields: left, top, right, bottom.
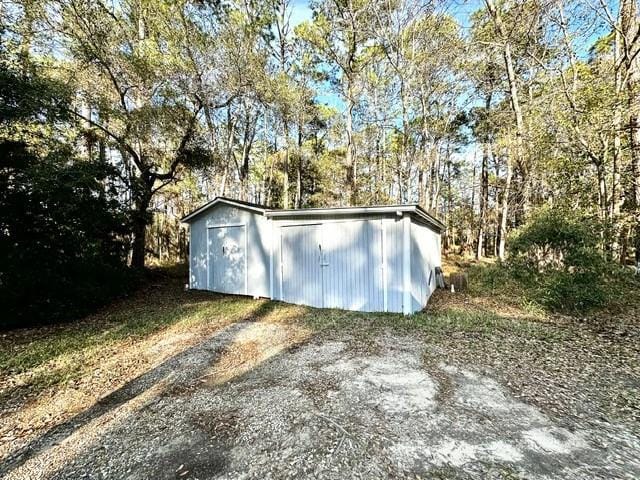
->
left=190, top=215, right=208, bottom=290
left=410, top=220, right=442, bottom=311
left=189, top=204, right=270, bottom=297
left=384, top=218, right=404, bottom=313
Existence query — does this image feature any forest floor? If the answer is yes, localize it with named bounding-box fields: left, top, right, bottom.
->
left=0, top=263, right=639, bottom=479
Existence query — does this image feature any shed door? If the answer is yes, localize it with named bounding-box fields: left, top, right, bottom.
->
left=321, top=220, right=384, bottom=312
left=281, top=224, right=323, bottom=307
left=280, top=221, right=384, bottom=312
left=208, top=225, right=246, bottom=294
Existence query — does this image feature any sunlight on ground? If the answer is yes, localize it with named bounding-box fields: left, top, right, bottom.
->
left=0, top=286, right=317, bottom=480
left=202, top=322, right=311, bottom=386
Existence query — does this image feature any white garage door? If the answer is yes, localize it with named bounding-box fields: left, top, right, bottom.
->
left=208, top=225, right=246, bottom=294
left=281, top=221, right=384, bottom=311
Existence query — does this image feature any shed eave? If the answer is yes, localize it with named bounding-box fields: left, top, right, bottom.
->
left=181, top=197, right=267, bottom=223
left=265, top=204, right=445, bottom=232
left=265, top=205, right=413, bottom=218
left=412, top=206, right=446, bottom=232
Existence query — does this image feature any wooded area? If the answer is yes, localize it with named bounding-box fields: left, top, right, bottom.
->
left=2, top=0, right=640, bottom=326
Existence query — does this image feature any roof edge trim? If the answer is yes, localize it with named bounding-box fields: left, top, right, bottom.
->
left=182, top=198, right=445, bottom=231
left=266, top=205, right=445, bottom=231
left=181, top=197, right=267, bottom=223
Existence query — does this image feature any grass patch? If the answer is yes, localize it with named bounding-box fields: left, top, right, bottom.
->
left=0, top=279, right=265, bottom=401
left=300, top=300, right=567, bottom=343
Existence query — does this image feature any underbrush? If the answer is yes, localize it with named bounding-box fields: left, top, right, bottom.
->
left=467, top=262, right=638, bottom=314
left=467, top=207, right=640, bottom=315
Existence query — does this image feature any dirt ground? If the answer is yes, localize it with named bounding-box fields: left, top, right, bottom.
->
left=1, top=313, right=638, bottom=480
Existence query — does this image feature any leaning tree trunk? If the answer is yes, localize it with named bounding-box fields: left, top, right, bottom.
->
left=130, top=183, right=152, bottom=269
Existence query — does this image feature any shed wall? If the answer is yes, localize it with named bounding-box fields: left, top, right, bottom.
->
left=271, top=215, right=407, bottom=313
left=188, top=204, right=441, bottom=314
left=410, top=220, right=442, bottom=311
left=384, top=218, right=405, bottom=313
left=189, top=204, right=270, bottom=297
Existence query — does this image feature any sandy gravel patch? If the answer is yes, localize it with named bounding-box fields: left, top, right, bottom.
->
left=2, top=321, right=637, bottom=480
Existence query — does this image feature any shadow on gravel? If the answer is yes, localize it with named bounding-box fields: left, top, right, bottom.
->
left=0, top=300, right=283, bottom=478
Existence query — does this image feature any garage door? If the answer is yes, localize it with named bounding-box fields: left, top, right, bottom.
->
left=208, top=225, right=246, bottom=294
left=280, top=221, right=384, bottom=311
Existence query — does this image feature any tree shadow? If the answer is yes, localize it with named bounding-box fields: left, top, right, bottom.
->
left=0, top=300, right=284, bottom=478
left=0, top=287, right=262, bottom=416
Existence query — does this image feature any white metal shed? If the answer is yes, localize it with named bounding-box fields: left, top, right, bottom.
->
left=182, top=197, right=444, bottom=314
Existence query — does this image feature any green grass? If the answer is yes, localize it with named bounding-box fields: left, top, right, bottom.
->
left=0, top=280, right=272, bottom=406
left=303, top=303, right=567, bottom=343
left=0, top=265, right=581, bottom=404
left=465, top=257, right=640, bottom=316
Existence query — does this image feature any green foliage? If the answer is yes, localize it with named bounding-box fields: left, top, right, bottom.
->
left=473, top=207, right=639, bottom=314
left=0, top=66, right=135, bottom=329
left=508, top=207, right=603, bottom=270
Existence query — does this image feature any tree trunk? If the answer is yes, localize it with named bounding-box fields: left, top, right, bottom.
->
left=613, top=21, right=625, bottom=260
left=499, top=158, right=512, bottom=261
left=485, top=0, right=524, bottom=259
left=131, top=184, right=152, bottom=269
left=429, top=147, right=441, bottom=211
left=596, top=159, right=608, bottom=222
left=621, top=0, right=640, bottom=266
left=477, top=142, right=490, bottom=260
left=282, top=119, right=290, bottom=208
left=345, top=84, right=357, bottom=204
left=295, top=122, right=303, bottom=208
left=418, top=169, right=427, bottom=206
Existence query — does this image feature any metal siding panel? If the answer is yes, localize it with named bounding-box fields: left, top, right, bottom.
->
left=321, top=220, right=383, bottom=312
left=274, top=219, right=385, bottom=312
left=384, top=219, right=404, bottom=313
left=189, top=216, right=207, bottom=289
left=209, top=225, right=246, bottom=294
left=282, top=225, right=323, bottom=307
left=247, top=212, right=269, bottom=297
left=410, top=220, right=442, bottom=311
left=410, top=223, right=423, bottom=312
left=187, top=203, right=270, bottom=296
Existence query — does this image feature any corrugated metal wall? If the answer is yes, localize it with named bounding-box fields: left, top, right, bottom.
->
left=189, top=205, right=441, bottom=314
left=189, top=204, right=270, bottom=297
left=384, top=218, right=404, bottom=313
left=273, top=216, right=405, bottom=313
left=410, top=220, right=442, bottom=311
left=281, top=224, right=323, bottom=307
left=321, top=220, right=384, bottom=312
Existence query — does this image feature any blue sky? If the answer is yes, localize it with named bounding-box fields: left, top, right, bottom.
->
left=290, top=0, right=313, bottom=27
left=286, top=0, right=485, bottom=110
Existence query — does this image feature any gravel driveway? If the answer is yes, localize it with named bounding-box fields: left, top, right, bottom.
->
left=2, top=318, right=639, bottom=480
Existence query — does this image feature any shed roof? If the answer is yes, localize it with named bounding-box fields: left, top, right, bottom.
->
left=182, top=196, right=444, bottom=231
left=181, top=196, right=269, bottom=222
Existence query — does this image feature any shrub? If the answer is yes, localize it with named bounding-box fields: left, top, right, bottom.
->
left=504, top=207, right=634, bottom=313
left=0, top=150, right=138, bottom=329
left=0, top=64, right=137, bottom=329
